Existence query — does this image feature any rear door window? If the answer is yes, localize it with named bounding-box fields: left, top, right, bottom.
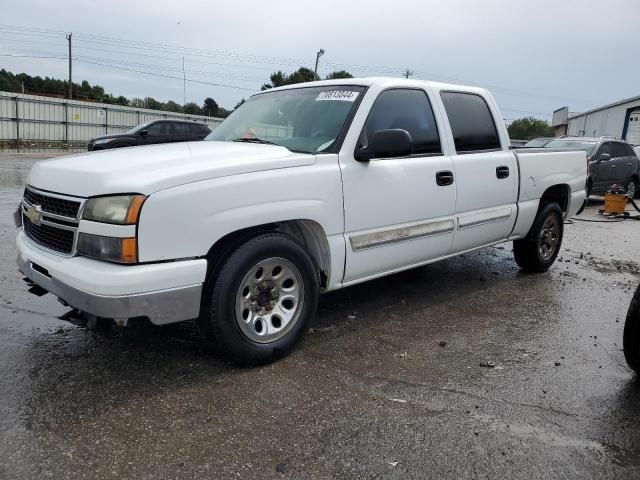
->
left=440, top=92, right=501, bottom=153
left=611, top=142, right=633, bottom=157
left=363, top=88, right=441, bottom=155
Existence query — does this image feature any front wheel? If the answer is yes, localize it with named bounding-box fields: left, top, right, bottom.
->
left=199, top=232, right=319, bottom=365
left=513, top=202, right=564, bottom=273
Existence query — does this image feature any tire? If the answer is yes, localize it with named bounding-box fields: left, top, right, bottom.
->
left=199, top=232, right=319, bottom=365
left=513, top=202, right=564, bottom=273
left=626, top=178, right=638, bottom=199
left=624, top=284, right=640, bottom=374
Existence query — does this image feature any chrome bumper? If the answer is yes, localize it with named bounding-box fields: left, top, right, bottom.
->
left=17, top=255, right=202, bottom=325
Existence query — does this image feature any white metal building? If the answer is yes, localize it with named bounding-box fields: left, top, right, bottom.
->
left=552, top=95, right=640, bottom=144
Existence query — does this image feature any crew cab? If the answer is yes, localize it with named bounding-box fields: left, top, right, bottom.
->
left=15, top=78, right=587, bottom=364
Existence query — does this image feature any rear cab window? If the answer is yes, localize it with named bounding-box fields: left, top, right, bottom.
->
left=440, top=91, right=501, bottom=153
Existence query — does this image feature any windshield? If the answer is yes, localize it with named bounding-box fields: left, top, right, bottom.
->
left=544, top=139, right=597, bottom=154
left=127, top=122, right=152, bottom=134
left=206, top=85, right=365, bottom=154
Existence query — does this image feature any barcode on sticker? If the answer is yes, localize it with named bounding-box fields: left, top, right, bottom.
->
left=316, top=91, right=359, bottom=102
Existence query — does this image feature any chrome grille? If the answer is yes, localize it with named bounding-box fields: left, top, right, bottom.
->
left=24, top=187, right=81, bottom=218
left=21, top=186, right=83, bottom=256
left=23, top=213, right=75, bottom=254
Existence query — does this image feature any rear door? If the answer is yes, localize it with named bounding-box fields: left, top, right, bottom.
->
left=170, top=121, right=188, bottom=142
left=143, top=121, right=172, bottom=145
left=438, top=91, right=518, bottom=253
left=339, top=86, right=456, bottom=283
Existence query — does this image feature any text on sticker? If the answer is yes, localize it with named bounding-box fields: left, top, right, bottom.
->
left=316, top=91, right=359, bottom=102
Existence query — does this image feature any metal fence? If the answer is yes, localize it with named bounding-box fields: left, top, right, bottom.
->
left=0, top=91, right=224, bottom=148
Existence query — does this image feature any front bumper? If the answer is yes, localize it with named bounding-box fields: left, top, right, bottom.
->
left=17, top=231, right=207, bottom=325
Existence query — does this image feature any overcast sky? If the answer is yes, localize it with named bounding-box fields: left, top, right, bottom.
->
left=1, top=0, right=638, bottom=120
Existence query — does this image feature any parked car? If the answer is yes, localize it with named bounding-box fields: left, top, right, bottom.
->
left=87, top=120, right=211, bottom=151
left=544, top=136, right=640, bottom=198
left=15, top=78, right=587, bottom=364
left=523, top=137, right=554, bottom=148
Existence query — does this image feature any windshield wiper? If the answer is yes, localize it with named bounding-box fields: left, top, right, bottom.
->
left=232, top=137, right=279, bottom=146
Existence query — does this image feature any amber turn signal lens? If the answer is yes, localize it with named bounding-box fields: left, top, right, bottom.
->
left=121, top=238, right=138, bottom=263
left=125, top=195, right=146, bottom=224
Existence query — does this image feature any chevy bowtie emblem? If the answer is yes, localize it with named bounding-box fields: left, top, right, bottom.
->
left=25, top=205, right=43, bottom=225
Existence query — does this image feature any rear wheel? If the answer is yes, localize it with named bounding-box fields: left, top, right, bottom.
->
left=513, top=202, right=563, bottom=273
left=199, top=232, right=319, bottom=365
left=624, top=284, right=640, bottom=374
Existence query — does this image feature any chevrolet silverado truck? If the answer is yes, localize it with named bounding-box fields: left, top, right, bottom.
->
left=15, top=78, right=587, bottom=364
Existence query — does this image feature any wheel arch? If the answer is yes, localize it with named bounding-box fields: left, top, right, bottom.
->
left=538, top=184, right=570, bottom=213
left=205, top=219, right=332, bottom=289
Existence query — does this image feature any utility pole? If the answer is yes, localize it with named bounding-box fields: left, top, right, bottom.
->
left=66, top=33, right=72, bottom=99
left=182, top=56, right=186, bottom=106
left=403, top=69, right=414, bottom=79
left=314, top=49, right=325, bottom=80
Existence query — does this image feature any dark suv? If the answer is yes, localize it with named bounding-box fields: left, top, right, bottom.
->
left=88, top=120, right=212, bottom=151
left=544, top=136, right=640, bottom=198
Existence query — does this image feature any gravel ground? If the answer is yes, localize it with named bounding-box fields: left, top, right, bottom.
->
left=1, top=152, right=639, bottom=479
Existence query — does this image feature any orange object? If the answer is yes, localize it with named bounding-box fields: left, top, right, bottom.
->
left=125, top=195, right=146, bottom=224
left=121, top=238, right=138, bottom=263
left=603, top=192, right=627, bottom=215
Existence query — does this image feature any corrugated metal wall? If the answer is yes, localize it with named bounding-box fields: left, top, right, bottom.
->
left=567, top=99, right=640, bottom=140
left=0, top=91, right=224, bottom=147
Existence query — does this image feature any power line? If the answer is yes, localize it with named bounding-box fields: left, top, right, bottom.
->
left=0, top=23, right=602, bottom=111
left=74, top=59, right=256, bottom=92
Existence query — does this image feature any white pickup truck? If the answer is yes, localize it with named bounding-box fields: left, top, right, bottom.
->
left=15, top=78, right=587, bottom=364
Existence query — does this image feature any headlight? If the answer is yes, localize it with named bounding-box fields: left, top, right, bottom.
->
left=93, top=138, right=113, bottom=145
left=77, top=233, right=137, bottom=264
left=83, top=195, right=145, bottom=225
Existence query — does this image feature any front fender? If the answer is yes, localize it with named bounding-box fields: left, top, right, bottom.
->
left=137, top=158, right=344, bottom=262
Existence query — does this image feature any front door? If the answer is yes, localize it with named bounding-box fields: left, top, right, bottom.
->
left=339, top=87, right=456, bottom=283
left=438, top=91, right=518, bottom=253
left=593, top=142, right=616, bottom=191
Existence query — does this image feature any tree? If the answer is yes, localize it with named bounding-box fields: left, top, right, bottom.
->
left=507, top=117, right=555, bottom=140
left=326, top=70, right=353, bottom=80
left=183, top=102, right=203, bottom=115
left=234, top=98, right=246, bottom=110
left=261, top=67, right=316, bottom=90
left=203, top=97, right=219, bottom=117
left=164, top=100, right=182, bottom=113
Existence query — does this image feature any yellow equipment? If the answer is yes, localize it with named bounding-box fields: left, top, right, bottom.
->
left=602, top=184, right=628, bottom=216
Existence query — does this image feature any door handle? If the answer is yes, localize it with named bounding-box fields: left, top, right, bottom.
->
left=436, top=171, right=454, bottom=186
left=627, top=163, right=632, bottom=166
left=496, top=166, right=510, bottom=179
left=611, top=165, right=616, bottom=168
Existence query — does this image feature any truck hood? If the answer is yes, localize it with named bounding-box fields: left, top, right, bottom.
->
left=28, top=141, right=315, bottom=197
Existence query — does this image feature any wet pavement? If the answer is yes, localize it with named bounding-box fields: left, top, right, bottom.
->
left=1, top=152, right=640, bottom=479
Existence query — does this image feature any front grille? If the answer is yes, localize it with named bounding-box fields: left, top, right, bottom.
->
left=24, top=188, right=81, bottom=218
left=23, top=213, right=75, bottom=254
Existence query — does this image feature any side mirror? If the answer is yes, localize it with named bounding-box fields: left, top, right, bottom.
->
left=139, top=129, right=148, bottom=137
left=355, top=129, right=413, bottom=162
left=598, top=153, right=611, bottom=162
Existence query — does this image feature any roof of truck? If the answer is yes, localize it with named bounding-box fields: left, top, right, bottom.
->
left=262, top=77, right=487, bottom=95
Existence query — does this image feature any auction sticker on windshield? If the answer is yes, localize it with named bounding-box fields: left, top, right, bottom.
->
left=316, top=91, right=359, bottom=102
